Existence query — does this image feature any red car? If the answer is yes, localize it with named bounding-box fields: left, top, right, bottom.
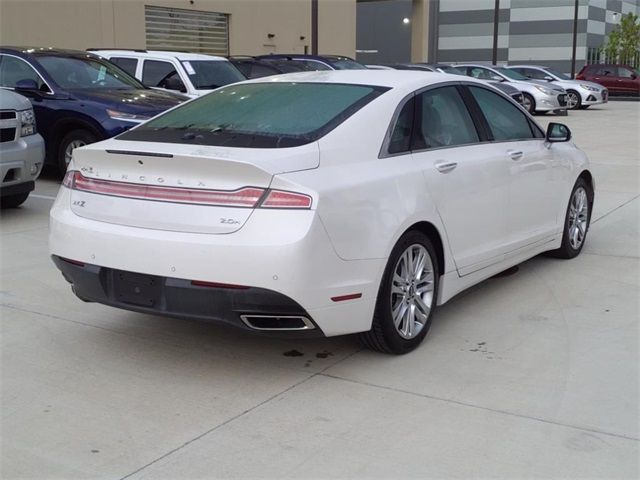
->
left=576, top=64, right=640, bottom=96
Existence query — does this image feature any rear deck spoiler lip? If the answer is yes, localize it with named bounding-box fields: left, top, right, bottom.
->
left=105, top=149, right=173, bottom=158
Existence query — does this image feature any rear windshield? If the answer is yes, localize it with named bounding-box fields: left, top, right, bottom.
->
left=180, top=60, right=245, bottom=89
left=119, top=82, right=388, bottom=148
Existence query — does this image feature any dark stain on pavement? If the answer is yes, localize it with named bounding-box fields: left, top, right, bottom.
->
left=283, top=349, right=304, bottom=357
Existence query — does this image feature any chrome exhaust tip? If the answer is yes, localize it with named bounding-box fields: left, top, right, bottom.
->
left=240, top=314, right=315, bottom=331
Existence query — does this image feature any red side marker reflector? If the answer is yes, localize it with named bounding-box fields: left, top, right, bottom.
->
left=191, top=280, right=250, bottom=290
left=61, top=257, right=85, bottom=267
left=331, top=293, right=362, bottom=302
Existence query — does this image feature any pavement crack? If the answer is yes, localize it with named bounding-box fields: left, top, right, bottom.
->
left=592, top=194, right=639, bottom=224
left=319, top=373, right=640, bottom=443
left=119, top=374, right=317, bottom=480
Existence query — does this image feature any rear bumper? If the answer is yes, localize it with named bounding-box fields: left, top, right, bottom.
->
left=52, top=255, right=324, bottom=337
left=49, top=187, right=383, bottom=336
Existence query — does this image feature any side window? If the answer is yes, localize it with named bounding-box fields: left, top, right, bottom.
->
left=110, top=57, right=138, bottom=77
left=414, top=86, right=479, bottom=149
left=617, top=67, right=634, bottom=78
left=469, top=86, right=535, bottom=141
left=142, top=60, right=182, bottom=89
left=388, top=97, right=414, bottom=154
left=594, top=66, right=614, bottom=76
left=525, top=68, right=547, bottom=80
left=0, top=55, right=49, bottom=91
left=469, top=67, right=492, bottom=80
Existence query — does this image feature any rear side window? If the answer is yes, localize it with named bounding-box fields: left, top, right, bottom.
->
left=119, top=82, right=389, bottom=148
left=142, top=60, right=180, bottom=87
left=469, top=86, right=536, bottom=141
left=388, top=98, right=414, bottom=154
left=109, top=57, right=137, bottom=76
left=414, top=86, right=479, bottom=149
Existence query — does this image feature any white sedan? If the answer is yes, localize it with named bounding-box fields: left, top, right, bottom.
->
left=49, top=71, right=594, bottom=354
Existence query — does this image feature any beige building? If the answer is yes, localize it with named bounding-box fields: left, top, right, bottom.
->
left=0, top=0, right=357, bottom=57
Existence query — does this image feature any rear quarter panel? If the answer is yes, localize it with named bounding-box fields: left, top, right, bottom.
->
left=281, top=89, right=455, bottom=272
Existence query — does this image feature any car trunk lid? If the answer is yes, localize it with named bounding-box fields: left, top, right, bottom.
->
left=68, top=140, right=318, bottom=234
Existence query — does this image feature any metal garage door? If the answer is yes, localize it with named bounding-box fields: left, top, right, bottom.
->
left=145, top=5, right=229, bottom=55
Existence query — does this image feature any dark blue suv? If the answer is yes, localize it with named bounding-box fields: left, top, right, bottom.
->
left=0, top=47, right=186, bottom=172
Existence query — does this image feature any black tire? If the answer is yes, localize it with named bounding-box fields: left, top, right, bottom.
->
left=522, top=93, right=536, bottom=114
left=57, top=129, right=97, bottom=174
left=358, top=231, right=439, bottom=354
left=1, top=192, right=30, bottom=209
left=578, top=105, right=590, bottom=110
left=566, top=89, right=582, bottom=110
left=548, top=177, right=593, bottom=259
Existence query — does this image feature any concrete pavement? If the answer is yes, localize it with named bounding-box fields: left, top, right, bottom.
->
left=1, top=101, right=638, bottom=479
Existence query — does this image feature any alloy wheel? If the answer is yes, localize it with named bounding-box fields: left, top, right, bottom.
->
left=390, top=244, right=434, bottom=339
left=566, top=92, right=579, bottom=109
left=522, top=95, right=533, bottom=113
left=64, top=139, right=87, bottom=166
left=568, top=187, right=589, bottom=250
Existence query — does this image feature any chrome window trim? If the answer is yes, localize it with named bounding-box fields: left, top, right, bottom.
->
left=0, top=53, right=56, bottom=95
left=379, top=81, right=544, bottom=159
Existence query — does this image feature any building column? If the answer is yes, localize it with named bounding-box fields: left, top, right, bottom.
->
left=410, top=0, right=429, bottom=62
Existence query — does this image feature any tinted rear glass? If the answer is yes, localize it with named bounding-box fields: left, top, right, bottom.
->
left=119, top=82, right=388, bottom=148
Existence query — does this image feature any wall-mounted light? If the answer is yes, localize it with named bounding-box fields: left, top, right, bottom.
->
left=267, top=33, right=275, bottom=39
left=300, top=36, right=306, bottom=41
left=402, top=17, right=410, bottom=25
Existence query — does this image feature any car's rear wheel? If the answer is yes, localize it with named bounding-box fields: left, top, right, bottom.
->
left=548, top=177, right=593, bottom=259
left=58, top=129, right=97, bottom=174
left=1, top=192, right=30, bottom=209
left=522, top=93, right=536, bottom=114
left=359, top=231, right=439, bottom=354
left=565, top=90, right=582, bottom=109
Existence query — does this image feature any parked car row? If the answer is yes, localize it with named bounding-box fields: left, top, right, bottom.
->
left=0, top=45, right=633, bottom=209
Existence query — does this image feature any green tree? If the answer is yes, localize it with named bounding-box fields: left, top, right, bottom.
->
left=602, top=28, right=621, bottom=63
left=601, top=13, right=640, bottom=66
left=618, top=13, right=640, bottom=65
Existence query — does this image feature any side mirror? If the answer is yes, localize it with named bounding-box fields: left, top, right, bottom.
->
left=490, top=74, right=504, bottom=82
left=631, top=73, right=638, bottom=80
left=546, top=122, right=571, bottom=143
left=163, top=76, right=187, bottom=93
left=15, top=78, right=40, bottom=93
left=544, top=75, right=554, bottom=82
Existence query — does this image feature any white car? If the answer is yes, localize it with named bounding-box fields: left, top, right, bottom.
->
left=91, top=50, right=245, bottom=98
left=49, top=71, right=594, bottom=354
left=507, top=65, right=608, bottom=110
left=456, top=64, right=568, bottom=114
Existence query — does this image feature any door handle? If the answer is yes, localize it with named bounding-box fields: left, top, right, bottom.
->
left=508, top=150, right=524, bottom=160
left=435, top=161, right=458, bottom=173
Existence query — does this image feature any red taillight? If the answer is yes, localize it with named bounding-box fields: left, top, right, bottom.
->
left=190, top=280, right=249, bottom=290
left=260, top=189, right=313, bottom=209
left=64, top=171, right=312, bottom=209
left=62, top=170, right=75, bottom=188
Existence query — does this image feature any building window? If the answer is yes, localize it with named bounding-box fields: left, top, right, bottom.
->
left=145, top=5, right=230, bottom=56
